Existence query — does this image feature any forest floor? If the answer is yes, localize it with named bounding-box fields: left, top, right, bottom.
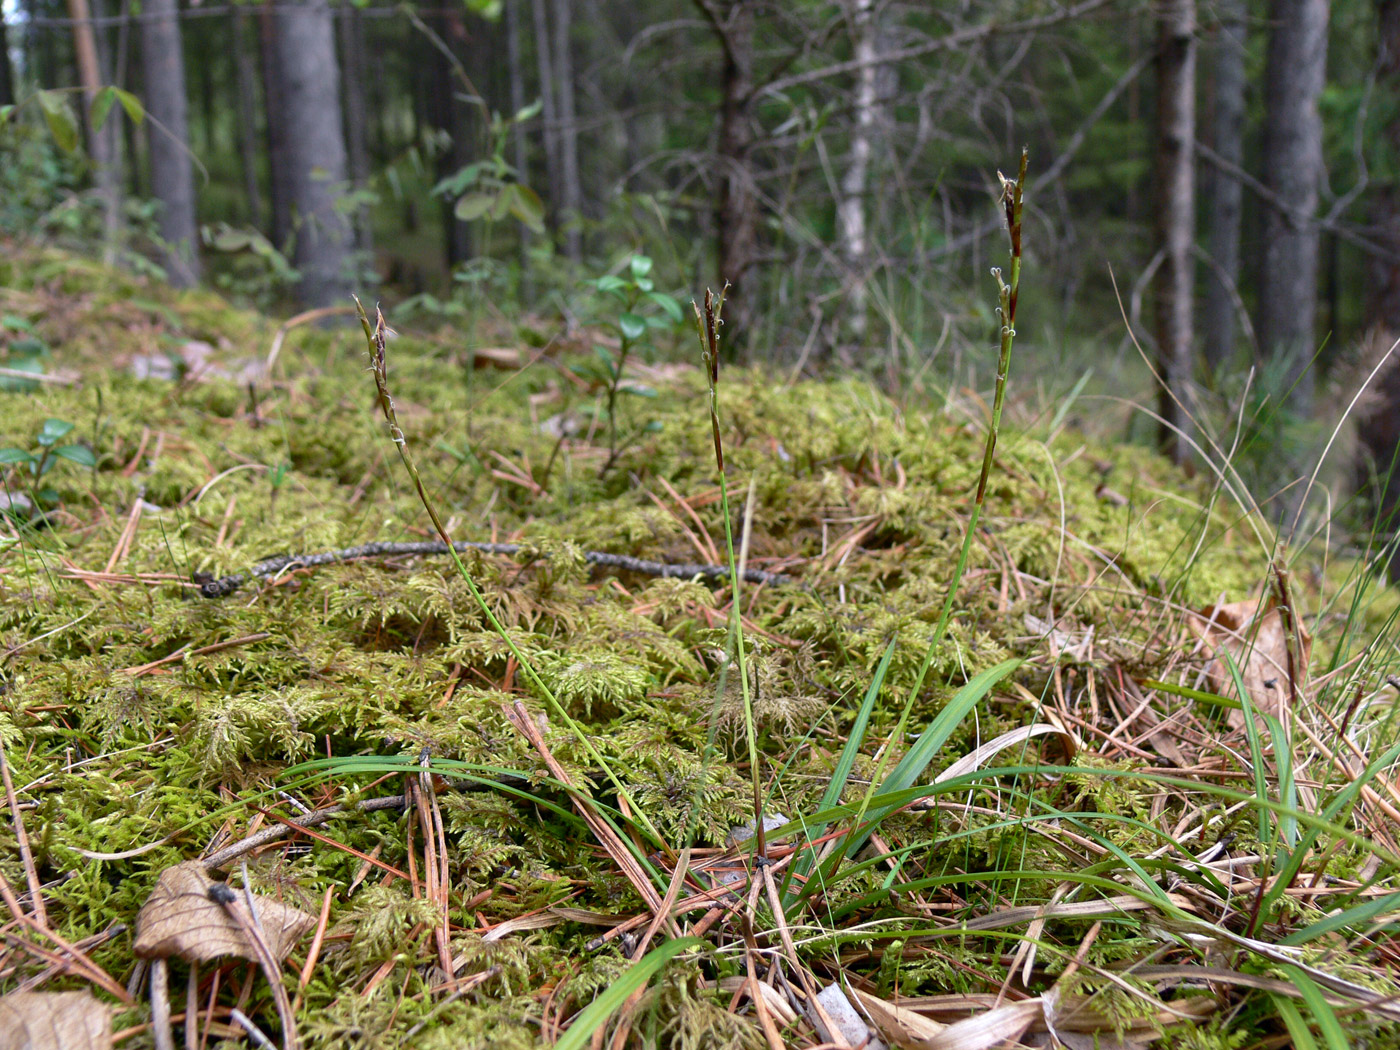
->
left=1, top=245, right=1398, bottom=1049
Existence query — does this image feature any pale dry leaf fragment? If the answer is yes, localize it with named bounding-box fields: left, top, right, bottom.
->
left=816, top=985, right=887, bottom=1050
left=1187, top=597, right=1311, bottom=725
left=922, top=997, right=1042, bottom=1050
left=850, top=988, right=943, bottom=1048
left=133, top=861, right=314, bottom=964
left=0, top=990, right=112, bottom=1050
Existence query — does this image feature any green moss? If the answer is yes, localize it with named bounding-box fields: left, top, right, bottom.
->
left=4, top=245, right=1384, bottom=1045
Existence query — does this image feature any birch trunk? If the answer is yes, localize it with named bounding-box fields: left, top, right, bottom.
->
left=837, top=0, right=877, bottom=349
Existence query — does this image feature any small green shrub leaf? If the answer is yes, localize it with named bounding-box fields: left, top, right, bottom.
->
left=619, top=313, right=647, bottom=341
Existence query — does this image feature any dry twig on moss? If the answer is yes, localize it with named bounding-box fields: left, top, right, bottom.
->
left=196, top=540, right=794, bottom=597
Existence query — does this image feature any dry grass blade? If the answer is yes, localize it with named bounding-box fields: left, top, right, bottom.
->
left=0, top=738, right=46, bottom=929
left=505, top=702, right=670, bottom=922
left=851, top=986, right=947, bottom=1046
left=0, top=871, right=133, bottom=1005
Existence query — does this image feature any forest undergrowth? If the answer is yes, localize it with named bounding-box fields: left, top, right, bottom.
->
left=1, top=230, right=1400, bottom=1049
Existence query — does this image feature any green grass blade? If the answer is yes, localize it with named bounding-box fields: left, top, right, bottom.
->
left=554, top=937, right=702, bottom=1050
left=1223, top=651, right=1273, bottom=849
left=1273, top=995, right=1321, bottom=1050
left=1281, top=968, right=1349, bottom=1050
left=844, top=657, right=1020, bottom=858
left=785, top=637, right=896, bottom=907
left=1281, top=890, right=1400, bottom=946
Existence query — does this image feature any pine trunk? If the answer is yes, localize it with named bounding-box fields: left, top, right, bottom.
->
left=711, top=0, right=758, bottom=354
left=531, top=0, right=562, bottom=235
left=338, top=4, right=372, bottom=252
left=67, top=0, right=123, bottom=262
left=1360, top=0, right=1400, bottom=572
left=259, top=3, right=292, bottom=248
left=140, top=0, right=202, bottom=287
left=1202, top=0, right=1247, bottom=373
left=1154, top=0, right=1196, bottom=464
left=232, top=10, right=264, bottom=231
left=551, top=0, right=581, bottom=261
left=272, top=0, right=354, bottom=306
left=1258, top=0, right=1328, bottom=414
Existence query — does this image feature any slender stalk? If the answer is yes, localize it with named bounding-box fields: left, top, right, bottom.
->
left=693, top=286, right=766, bottom=860
left=829, top=150, right=1028, bottom=884
left=354, top=297, right=666, bottom=854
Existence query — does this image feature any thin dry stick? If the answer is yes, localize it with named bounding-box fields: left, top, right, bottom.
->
left=200, top=794, right=407, bottom=870
left=151, top=956, right=176, bottom=1050
left=0, top=738, right=47, bottom=928
left=208, top=882, right=299, bottom=1050
left=0, top=871, right=134, bottom=1004
left=197, top=540, right=791, bottom=598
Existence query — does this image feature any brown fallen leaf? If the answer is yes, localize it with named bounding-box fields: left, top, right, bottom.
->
left=851, top=987, right=944, bottom=1047
left=133, top=861, right=314, bottom=964
left=1187, top=596, right=1311, bottom=726
left=0, top=990, right=111, bottom=1050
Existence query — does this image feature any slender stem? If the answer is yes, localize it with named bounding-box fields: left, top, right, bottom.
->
left=354, top=297, right=666, bottom=855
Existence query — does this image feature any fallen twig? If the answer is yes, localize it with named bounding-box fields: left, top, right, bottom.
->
left=196, top=540, right=794, bottom=597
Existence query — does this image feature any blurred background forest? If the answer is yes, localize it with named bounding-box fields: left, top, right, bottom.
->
left=1, top=0, right=1398, bottom=530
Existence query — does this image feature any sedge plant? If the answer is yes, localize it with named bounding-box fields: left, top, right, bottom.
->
left=787, top=150, right=1029, bottom=912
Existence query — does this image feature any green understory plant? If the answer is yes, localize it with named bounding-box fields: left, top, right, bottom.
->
left=579, top=253, right=685, bottom=475
left=0, top=416, right=96, bottom=515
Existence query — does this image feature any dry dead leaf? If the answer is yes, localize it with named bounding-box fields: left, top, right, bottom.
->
left=133, top=861, right=314, bottom=964
left=850, top=987, right=942, bottom=1047
left=0, top=990, right=111, bottom=1050
left=1187, top=596, right=1311, bottom=725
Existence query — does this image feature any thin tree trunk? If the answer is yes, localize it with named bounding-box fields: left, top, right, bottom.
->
left=1202, top=0, right=1246, bottom=374
left=0, top=13, right=14, bottom=107
left=273, top=0, right=353, bottom=306
left=531, top=0, right=562, bottom=235
left=1258, top=0, right=1328, bottom=414
left=140, top=0, right=202, bottom=287
left=425, top=9, right=471, bottom=269
left=1359, top=0, right=1400, bottom=571
left=232, top=10, right=264, bottom=231
left=506, top=0, right=533, bottom=295
left=338, top=4, right=372, bottom=252
left=1155, top=0, right=1196, bottom=464
left=837, top=0, right=878, bottom=350
left=67, top=0, right=123, bottom=263
left=705, top=0, right=758, bottom=354
left=259, top=2, right=292, bottom=248
left=550, top=0, right=581, bottom=261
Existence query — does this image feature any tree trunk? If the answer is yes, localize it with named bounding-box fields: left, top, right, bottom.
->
left=531, top=0, right=562, bottom=235
left=837, top=0, right=878, bottom=350
left=551, top=0, right=581, bottom=261
left=272, top=0, right=354, bottom=306
left=425, top=9, right=472, bottom=269
left=259, top=3, right=292, bottom=248
left=705, top=0, right=759, bottom=355
left=505, top=0, right=533, bottom=294
left=232, top=9, right=264, bottom=231
left=338, top=4, right=372, bottom=252
left=140, top=0, right=202, bottom=287
left=1359, top=0, right=1400, bottom=571
left=1258, top=0, right=1328, bottom=414
left=1154, top=0, right=1196, bottom=465
left=1202, top=0, right=1246, bottom=374
left=0, top=10, right=17, bottom=107
left=67, top=0, right=123, bottom=262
